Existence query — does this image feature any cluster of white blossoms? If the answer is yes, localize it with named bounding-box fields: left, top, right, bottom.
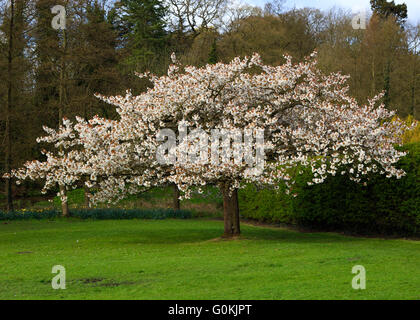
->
left=9, top=52, right=413, bottom=203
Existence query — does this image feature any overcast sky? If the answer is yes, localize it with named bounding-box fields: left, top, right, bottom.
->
left=247, top=0, right=420, bottom=24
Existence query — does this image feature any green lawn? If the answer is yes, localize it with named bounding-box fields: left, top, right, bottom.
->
left=0, top=218, right=418, bottom=300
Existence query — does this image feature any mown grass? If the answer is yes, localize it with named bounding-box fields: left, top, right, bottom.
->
left=0, top=218, right=418, bottom=300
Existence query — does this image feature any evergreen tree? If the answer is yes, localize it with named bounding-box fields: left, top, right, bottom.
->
left=370, top=1, right=407, bottom=109
left=370, top=0, right=408, bottom=26
left=69, top=0, right=122, bottom=119
left=208, top=40, right=218, bottom=64
left=111, top=0, right=168, bottom=73
left=33, top=0, right=62, bottom=128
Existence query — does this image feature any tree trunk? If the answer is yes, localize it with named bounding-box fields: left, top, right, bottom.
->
left=172, top=184, right=180, bottom=210
left=371, top=57, right=376, bottom=95
left=58, top=28, right=68, bottom=217
left=5, top=0, right=15, bottom=213
left=84, top=186, right=90, bottom=208
left=221, top=183, right=240, bottom=238
left=411, top=41, right=417, bottom=118
left=232, top=188, right=240, bottom=235
left=59, top=185, right=69, bottom=217
left=383, top=60, right=391, bottom=109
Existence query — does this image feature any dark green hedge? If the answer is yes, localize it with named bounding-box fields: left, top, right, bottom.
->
left=0, top=210, right=59, bottom=221
left=0, top=208, right=192, bottom=221
left=70, top=208, right=192, bottom=220
left=239, top=142, right=420, bottom=236
left=238, top=183, right=294, bottom=224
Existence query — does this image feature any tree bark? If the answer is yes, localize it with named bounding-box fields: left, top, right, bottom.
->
left=411, top=40, right=417, bottom=118
left=84, top=186, right=90, bottom=208
left=58, top=27, right=68, bottom=217
left=232, top=188, right=240, bottom=235
left=221, top=183, right=240, bottom=237
left=5, top=0, right=15, bottom=213
left=59, top=185, right=69, bottom=217
left=172, top=183, right=180, bottom=210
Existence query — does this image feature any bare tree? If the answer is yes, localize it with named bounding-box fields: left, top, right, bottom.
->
left=166, top=0, right=227, bottom=36
left=4, top=0, right=15, bottom=212
left=220, top=1, right=261, bottom=33
left=263, top=0, right=285, bottom=16
left=407, top=23, right=420, bottom=118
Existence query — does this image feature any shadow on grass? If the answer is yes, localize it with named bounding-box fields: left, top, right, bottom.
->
left=119, top=221, right=361, bottom=245
left=241, top=226, right=360, bottom=244
left=0, top=218, right=364, bottom=246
